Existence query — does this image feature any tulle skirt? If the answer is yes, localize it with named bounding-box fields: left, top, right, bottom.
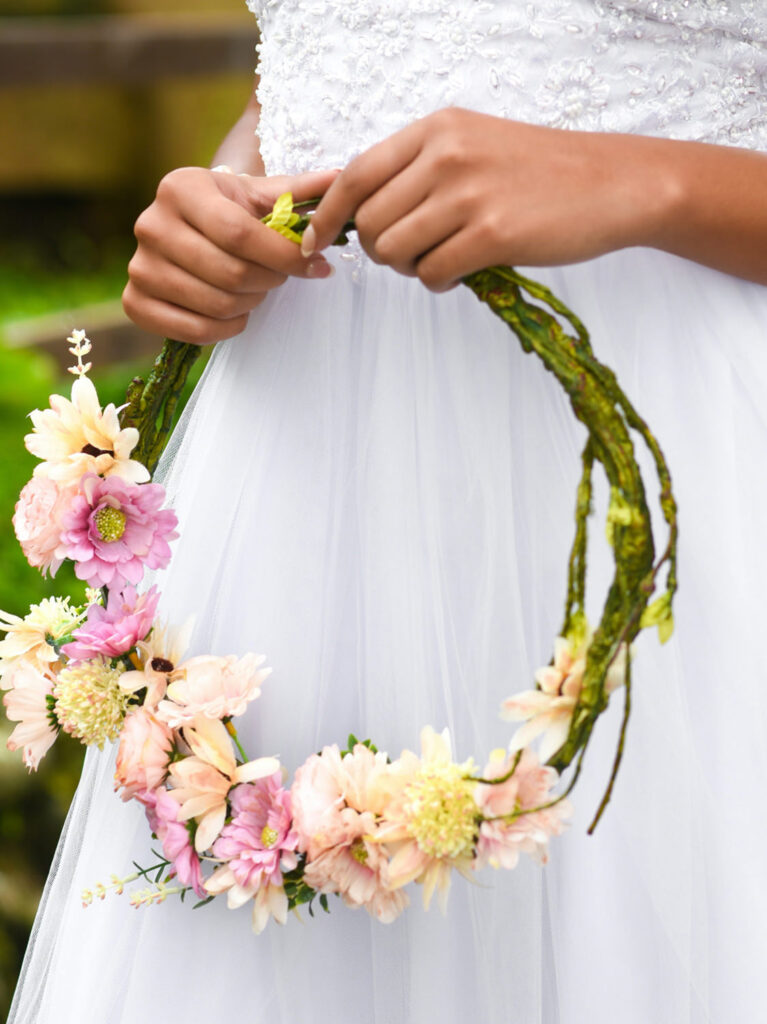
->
left=10, top=246, right=767, bottom=1024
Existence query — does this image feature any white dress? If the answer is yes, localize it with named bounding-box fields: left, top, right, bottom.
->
left=10, top=2, right=767, bottom=1022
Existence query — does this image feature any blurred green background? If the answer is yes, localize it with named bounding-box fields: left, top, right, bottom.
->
left=0, top=0, right=255, bottom=1015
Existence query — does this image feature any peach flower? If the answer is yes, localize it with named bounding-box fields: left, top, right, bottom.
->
left=168, top=716, right=279, bottom=853
left=3, top=662, right=58, bottom=770
left=474, top=748, right=571, bottom=871
left=156, top=652, right=271, bottom=728
left=114, top=707, right=174, bottom=801
left=291, top=744, right=408, bottom=922
left=502, top=633, right=627, bottom=763
left=13, top=477, right=76, bottom=576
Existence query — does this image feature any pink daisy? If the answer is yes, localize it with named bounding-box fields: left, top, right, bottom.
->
left=57, top=474, right=178, bottom=589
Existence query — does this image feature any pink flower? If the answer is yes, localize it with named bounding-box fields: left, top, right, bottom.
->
left=63, top=586, right=159, bottom=662
left=142, top=787, right=206, bottom=897
left=205, top=773, right=300, bottom=930
left=114, top=706, right=174, bottom=801
left=156, top=653, right=270, bottom=729
left=212, top=774, right=298, bottom=890
left=291, top=744, right=408, bottom=922
left=502, top=633, right=627, bottom=763
left=3, top=662, right=58, bottom=770
left=13, top=477, right=76, bottom=576
left=474, top=748, right=571, bottom=871
left=57, top=474, right=178, bottom=589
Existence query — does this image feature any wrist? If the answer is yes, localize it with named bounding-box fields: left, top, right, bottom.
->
left=610, top=135, right=688, bottom=253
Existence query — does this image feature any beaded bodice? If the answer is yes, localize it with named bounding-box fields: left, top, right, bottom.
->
left=248, top=0, right=766, bottom=175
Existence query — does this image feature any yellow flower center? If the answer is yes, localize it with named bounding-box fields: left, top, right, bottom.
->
left=350, top=838, right=369, bottom=865
left=403, top=763, right=478, bottom=860
left=261, top=826, right=279, bottom=848
left=94, top=506, right=127, bottom=542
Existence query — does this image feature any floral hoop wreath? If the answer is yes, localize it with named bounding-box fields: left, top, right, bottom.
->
left=0, top=196, right=677, bottom=931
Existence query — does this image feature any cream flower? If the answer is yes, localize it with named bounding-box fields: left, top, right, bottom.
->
left=0, top=597, right=83, bottom=684
left=156, top=652, right=271, bottom=728
left=168, top=716, right=279, bottom=854
left=53, top=656, right=128, bottom=747
left=204, top=870, right=289, bottom=934
left=25, top=375, right=149, bottom=485
left=374, top=727, right=478, bottom=912
left=502, top=634, right=627, bottom=764
left=3, top=662, right=58, bottom=770
left=120, top=618, right=194, bottom=708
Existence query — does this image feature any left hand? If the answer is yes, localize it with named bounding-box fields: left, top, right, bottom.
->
left=302, top=107, right=673, bottom=291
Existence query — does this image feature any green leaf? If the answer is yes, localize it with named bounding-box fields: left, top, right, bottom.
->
left=639, top=592, right=674, bottom=644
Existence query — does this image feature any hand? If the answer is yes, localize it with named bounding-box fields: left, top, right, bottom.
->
left=303, top=108, right=673, bottom=291
left=123, top=166, right=339, bottom=345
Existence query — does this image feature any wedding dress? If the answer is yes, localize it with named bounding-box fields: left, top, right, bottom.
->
left=10, top=2, right=767, bottom=1022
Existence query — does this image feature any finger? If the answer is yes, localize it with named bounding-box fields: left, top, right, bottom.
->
left=122, top=281, right=252, bottom=347
left=414, top=225, right=492, bottom=292
left=128, top=250, right=269, bottom=321
left=354, top=163, right=432, bottom=261
left=364, top=194, right=465, bottom=275
left=136, top=217, right=288, bottom=294
left=304, top=123, right=425, bottom=254
left=223, top=167, right=342, bottom=220
left=148, top=188, right=333, bottom=279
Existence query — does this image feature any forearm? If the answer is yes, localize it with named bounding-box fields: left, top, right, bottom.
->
left=624, top=135, right=767, bottom=285
left=211, top=79, right=266, bottom=176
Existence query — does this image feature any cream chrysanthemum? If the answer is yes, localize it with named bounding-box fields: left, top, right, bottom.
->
left=375, top=727, right=479, bottom=911
left=53, top=656, right=129, bottom=746
left=0, top=597, right=83, bottom=684
left=402, top=760, right=478, bottom=860
left=25, top=375, right=149, bottom=486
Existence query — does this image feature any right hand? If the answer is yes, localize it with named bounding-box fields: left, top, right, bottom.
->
left=122, top=166, right=338, bottom=345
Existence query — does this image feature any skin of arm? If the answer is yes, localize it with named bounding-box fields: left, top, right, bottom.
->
left=303, top=107, right=767, bottom=291
left=210, top=90, right=267, bottom=175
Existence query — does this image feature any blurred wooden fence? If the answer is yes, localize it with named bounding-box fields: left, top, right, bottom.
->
left=0, top=14, right=258, bottom=357
left=0, top=15, right=257, bottom=192
left=0, top=15, right=257, bottom=86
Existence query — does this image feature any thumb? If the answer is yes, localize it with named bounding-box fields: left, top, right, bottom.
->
left=217, top=168, right=341, bottom=220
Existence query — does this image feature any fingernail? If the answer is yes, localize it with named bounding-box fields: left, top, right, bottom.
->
left=306, top=258, right=335, bottom=279
left=301, top=224, right=317, bottom=257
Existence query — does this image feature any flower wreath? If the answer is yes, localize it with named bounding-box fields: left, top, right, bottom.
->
left=0, top=196, right=677, bottom=932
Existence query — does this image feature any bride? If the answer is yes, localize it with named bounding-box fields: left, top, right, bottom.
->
left=11, top=1, right=767, bottom=1022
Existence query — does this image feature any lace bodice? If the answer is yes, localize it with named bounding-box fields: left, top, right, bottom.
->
left=248, top=0, right=766, bottom=175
